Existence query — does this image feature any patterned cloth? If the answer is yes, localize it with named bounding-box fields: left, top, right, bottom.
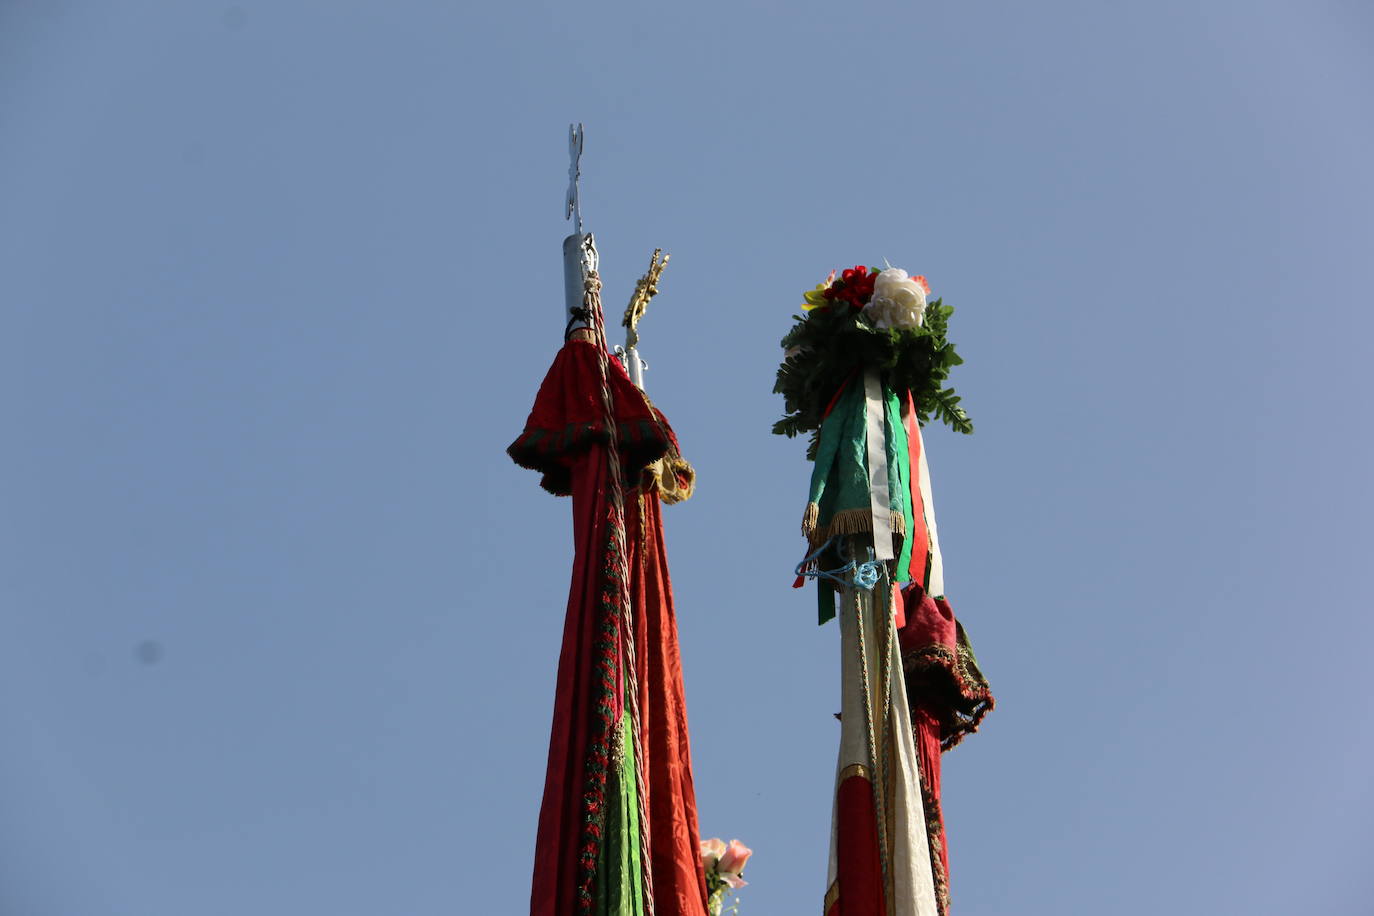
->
left=511, top=339, right=709, bottom=916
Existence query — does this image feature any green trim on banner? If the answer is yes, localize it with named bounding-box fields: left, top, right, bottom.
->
left=884, top=384, right=915, bottom=583
left=593, top=713, right=647, bottom=916
left=819, top=583, right=836, bottom=626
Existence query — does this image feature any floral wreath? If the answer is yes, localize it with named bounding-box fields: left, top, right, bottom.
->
left=773, top=264, right=972, bottom=458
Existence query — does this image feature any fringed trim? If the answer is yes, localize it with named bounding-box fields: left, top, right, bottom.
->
left=507, top=419, right=671, bottom=497
left=903, top=643, right=995, bottom=751
left=806, top=507, right=907, bottom=546
left=648, top=455, right=696, bottom=504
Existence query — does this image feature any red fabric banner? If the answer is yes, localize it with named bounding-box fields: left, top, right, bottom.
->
left=530, top=453, right=624, bottom=916
left=627, top=485, right=711, bottom=915
left=513, top=339, right=708, bottom=916
left=827, top=773, right=888, bottom=916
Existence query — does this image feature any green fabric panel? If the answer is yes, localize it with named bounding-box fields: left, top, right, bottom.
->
left=593, top=714, right=646, bottom=916
left=806, top=379, right=913, bottom=535
left=817, top=582, right=836, bottom=626
left=806, top=380, right=865, bottom=514
left=806, top=377, right=915, bottom=580
left=884, top=384, right=914, bottom=583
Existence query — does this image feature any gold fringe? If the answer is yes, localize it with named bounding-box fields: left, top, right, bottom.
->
left=807, top=508, right=907, bottom=546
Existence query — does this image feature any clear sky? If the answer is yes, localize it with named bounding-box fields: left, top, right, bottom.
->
left=2, top=2, right=1371, bottom=914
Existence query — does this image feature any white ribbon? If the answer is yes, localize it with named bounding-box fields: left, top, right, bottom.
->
left=914, top=425, right=945, bottom=597
left=863, top=369, right=895, bottom=561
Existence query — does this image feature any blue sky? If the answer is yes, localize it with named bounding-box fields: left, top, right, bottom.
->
left=2, top=2, right=1371, bottom=914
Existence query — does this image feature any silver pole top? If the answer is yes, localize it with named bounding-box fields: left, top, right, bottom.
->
left=566, top=123, right=584, bottom=236
left=562, top=124, right=595, bottom=336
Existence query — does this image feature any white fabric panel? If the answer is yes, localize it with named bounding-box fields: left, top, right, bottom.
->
left=825, top=574, right=939, bottom=916
left=914, top=426, right=945, bottom=598
left=863, top=369, right=895, bottom=561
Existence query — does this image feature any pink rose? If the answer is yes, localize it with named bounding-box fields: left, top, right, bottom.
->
left=717, top=838, right=752, bottom=881
left=700, top=837, right=726, bottom=868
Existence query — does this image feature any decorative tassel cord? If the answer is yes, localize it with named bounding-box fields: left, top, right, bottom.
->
left=586, top=271, right=657, bottom=916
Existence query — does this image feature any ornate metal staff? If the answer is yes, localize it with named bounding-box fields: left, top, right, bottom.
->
left=621, top=249, right=669, bottom=391
left=563, top=123, right=597, bottom=337
left=562, top=124, right=669, bottom=391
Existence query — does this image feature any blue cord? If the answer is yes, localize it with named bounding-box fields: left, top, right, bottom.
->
left=795, top=537, right=884, bottom=592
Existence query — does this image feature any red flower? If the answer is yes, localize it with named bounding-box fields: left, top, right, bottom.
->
left=821, top=265, right=877, bottom=313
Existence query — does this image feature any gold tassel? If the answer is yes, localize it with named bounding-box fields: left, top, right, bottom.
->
left=649, top=455, right=696, bottom=504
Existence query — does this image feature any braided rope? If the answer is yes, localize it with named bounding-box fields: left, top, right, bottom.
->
left=876, top=566, right=897, bottom=910
left=847, top=539, right=892, bottom=892
left=585, top=271, right=657, bottom=916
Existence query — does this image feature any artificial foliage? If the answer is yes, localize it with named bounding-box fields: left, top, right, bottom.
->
left=773, top=266, right=972, bottom=459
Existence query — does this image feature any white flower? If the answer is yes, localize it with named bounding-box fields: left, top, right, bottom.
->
left=863, top=268, right=928, bottom=329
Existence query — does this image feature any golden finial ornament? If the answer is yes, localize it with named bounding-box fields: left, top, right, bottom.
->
left=622, top=249, right=669, bottom=351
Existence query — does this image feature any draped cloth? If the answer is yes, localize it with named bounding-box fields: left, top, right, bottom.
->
left=803, top=376, right=994, bottom=915
left=897, top=586, right=994, bottom=913
left=627, top=469, right=711, bottom=916
left=510, top=338, right=709, bottom=916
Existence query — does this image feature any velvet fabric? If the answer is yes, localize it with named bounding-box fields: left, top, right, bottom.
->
left=626, top=479, right=711, bottom=916
left=527, top=451, right=629, bottom=916
left=897, top=586, right=994, bottom=752
left=509, top=340, right=673, bottom=496
left=511, top=339, right=708, bottom=916
left=896, top=584, right=996, bottom=913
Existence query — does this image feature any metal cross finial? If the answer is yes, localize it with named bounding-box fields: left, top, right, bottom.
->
left=566, top=123, right=584, bottom=234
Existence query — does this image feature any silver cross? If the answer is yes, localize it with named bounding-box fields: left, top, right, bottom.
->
left=565, top=123, right=584, bottom=235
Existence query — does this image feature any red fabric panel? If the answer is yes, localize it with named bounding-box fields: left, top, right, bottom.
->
left=912, top=702, right=951, bottom=904
left=531, top=455, right=621, bottom=916
left=508, top=340, right=671, bottom=495
left=897, top=587, right=994, bottom=752
left=519, top=339, right=707, bottom=916
left=897, top=588, right=957, bottom=661
left=832, top=773, right=888, bottom=916
left=901, top=391, right=930, bottom=588
left=628, top=488, right=711, bottom=916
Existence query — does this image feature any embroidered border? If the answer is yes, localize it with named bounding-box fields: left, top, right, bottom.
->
left=902, top=643, right=995, bottom=752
